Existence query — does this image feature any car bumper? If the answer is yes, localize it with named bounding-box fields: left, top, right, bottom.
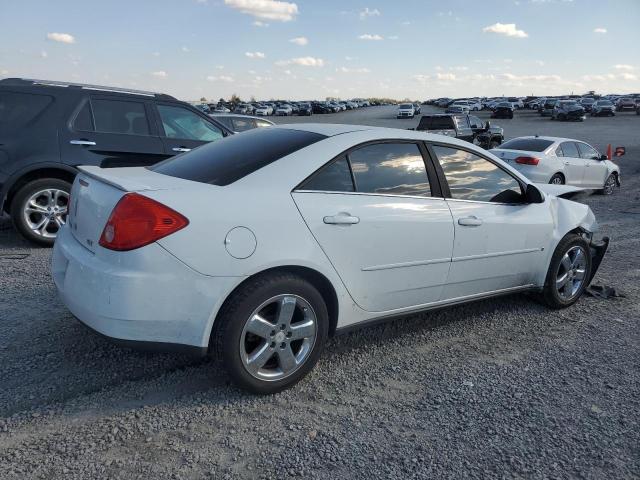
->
left=588, top=236, right=609, bottom=284
left=52, top=226, right=239, bottom=354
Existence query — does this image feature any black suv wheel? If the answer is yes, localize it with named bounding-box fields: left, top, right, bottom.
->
left=10, top=178, right=71, bottom=246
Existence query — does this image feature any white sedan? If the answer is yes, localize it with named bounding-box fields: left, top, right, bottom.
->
left=52, top=125, right=609, bottom=393
left=254, top=104, right=273, bottom=116
left=491, top=136, right=621, bottom=194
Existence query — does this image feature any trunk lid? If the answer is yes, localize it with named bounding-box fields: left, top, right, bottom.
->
left=489, top=148, right=537, bottom=163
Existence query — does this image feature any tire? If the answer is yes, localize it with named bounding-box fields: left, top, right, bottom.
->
left=541, top=234, right=592, bottom=309
left=549, top=173, right=565, bottom=185
left=10, top=178, right=72, bottom=247
left=214, top=272, right=329, bottom=394
left=489, top=139, right=501, bottom=149
left=599, top=173, right=617, bottom=195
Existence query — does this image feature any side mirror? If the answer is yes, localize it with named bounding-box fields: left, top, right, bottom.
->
left=484, top=121, right=491, bottom=129
left=525, top=184, right=544, bottom=204
left=615, top=146, right=626, bottom=157
left=600, top=154, right=608, bottom=160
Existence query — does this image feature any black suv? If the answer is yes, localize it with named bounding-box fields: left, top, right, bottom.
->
left=413, top=114, right=504, bottom=149
left=0, top=78, right=232, bottom=245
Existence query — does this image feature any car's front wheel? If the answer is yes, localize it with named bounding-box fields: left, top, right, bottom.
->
left=214, top=272, right=329, bottom=394
left=600, top=173, right=617, bottom=195
left=10, top=178, right=71, bottom=247
left=541, top=234, right=592, bottom=309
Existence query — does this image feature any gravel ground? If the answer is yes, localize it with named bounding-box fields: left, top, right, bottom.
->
left=1, top=106, right=639, bottom=479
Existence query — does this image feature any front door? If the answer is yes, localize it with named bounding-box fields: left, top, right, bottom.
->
left=293, top=142, right=454, bottom=313
left=576, top=142, right=608, bottom=187
left=154, top=103, right=226, bottom=155
left=556, top=141, right=586, bottom=185
left=430, top=144, right=553, bottom=299
left=60, top=96, right=166, bottom=168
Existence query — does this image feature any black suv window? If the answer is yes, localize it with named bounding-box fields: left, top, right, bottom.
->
left=151, top=127, right=326, bottom=186
left=0, top=92, right=52, bottom=129
left=301, top=155, right=354, bottom=192
left=433, top=145, right=522, bottom=203
left=348, top=143, right=431, bottom=197
left=157, top=104, right=223, bottom=141
left=92, top=99, right=150, bottom=135
left=418, top=116, right=455, bottom=130
left=73, top=102, right=94, bottom=131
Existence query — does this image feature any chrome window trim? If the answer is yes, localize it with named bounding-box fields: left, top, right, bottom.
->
left=292, top=189, right=445, bottom=201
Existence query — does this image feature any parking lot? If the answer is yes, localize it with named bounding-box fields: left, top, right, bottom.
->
left=1, top=106, right=639, bottom=479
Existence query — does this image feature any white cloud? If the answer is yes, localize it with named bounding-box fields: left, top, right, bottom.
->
left=620, top=73, right=638, bottom=81
left=151, top=71, right=168, bottom=78
left=412, top=74, right=431, bottom=85
left=46, top=32, right=76, bottom=44
left=594, top=27, right=607, bottom=34
left=436, top=73, right=456, bottom=81
left=337, top=66, right=371, bottom=73
left=1, top=69, right=8, bottom=75
left=245, top=51, right=266, bottom=58
left=152, top=51, right=160, bottom=57
left=358, top=34, right=383, bottom=40
left=215, top=65, right=225, bottom=69
left=224, top=0, right=298, bottom=22
left=482, top=23, right=528, bottom=38
left=387, top=35, right=399, bottom=40
left=289, top=36, right=308, bottom=46
left=40, top=51, right=48, bottom=58
left=206, top=75, right=234, bottom=82
left=359, top=7, right=380, bottom=19
left=401, top=20, right=411, bottom=25
left=613, top=64, right=635, bottom=71
left=345, top=56, right=356, bottom=61
left=253, top=20, right=269, bottom=27
left=181, top=46, right=190, bottom=53
left=275, top=56, right=324, bottom=67
left=535, top=60, right=545, bottom=66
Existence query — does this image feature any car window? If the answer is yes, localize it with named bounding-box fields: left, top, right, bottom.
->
left=576, top=142, right=600, bottom=160
left=151, top=128, right=326, bottom=186
left=255, top=120, right=272, bottom=128
left=432, top=145, right=523, bottom=203
left=454, top=115, right=469, bottom=128
left=157, top=104, right=223, bottom=141
left=560, top=142, right=580, bottom=158
left=348, top=143, right=431, bottom=197
left=419, top=116, right=455, bottom=130
left=0, top=92, right=52, bottom=129
left=92, top=99, right=150, bottom=135
left=73, top=101, right=94, bottom=131
left=469, top=116, right=482, bottom=129
left=499, top=138, right=554, bottom=152
left=300, top=155, right=354, bottom=192
left=231, top=118, right=255, bottom=132
left=555, top=145, right=564, bottom=157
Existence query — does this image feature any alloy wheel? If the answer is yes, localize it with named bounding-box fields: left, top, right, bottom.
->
left=240, top=294, right=317, bottom=381
left=555, top=246, right=588, bottom=300
left=22, top=188, right=69, bottom=239
left=603, top=175, right=616, bottom=195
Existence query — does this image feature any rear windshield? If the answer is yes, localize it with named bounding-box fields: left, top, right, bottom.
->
left=400, top=104, right=413, bottom=108
left=499, top=138, right=554, bottom=152
left=0, top=91, right=52, bottom=129
left=150, top=127, right=326, bottom=186
left=418, top=116, right=454, bottom=129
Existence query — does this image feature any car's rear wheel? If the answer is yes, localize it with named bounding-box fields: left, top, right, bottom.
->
left=10, top=178, right=71, bottom=247
left=599, top=173, right=617, bottom=195
left=549, top=173, right=565, bottom=185
left=214, top=272, right=329, bottom=394
left=541, top=234, right=592, bottom=309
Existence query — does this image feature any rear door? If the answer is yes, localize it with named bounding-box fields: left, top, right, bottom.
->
left=576, top=142, right=608, bottom=187
left=293, top=141, right=455, bottom=312
left=556, top=141, right=585, bottom=185
left=59, top=95, right=166, bottom=168
left=153, top=103, right=226, bottom=154
left=429, top=143, right=552, bottom=299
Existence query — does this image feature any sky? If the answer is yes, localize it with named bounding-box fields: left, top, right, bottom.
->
left=0, top=0, right=639, bottom=101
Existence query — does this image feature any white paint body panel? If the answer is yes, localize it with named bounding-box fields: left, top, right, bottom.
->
left=52, top=125, right=602, bottom=350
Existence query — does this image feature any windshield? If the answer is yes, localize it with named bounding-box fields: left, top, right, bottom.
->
left=399, top=104, right=413, bottom=109
left=596, top=101, right=613, bottom=106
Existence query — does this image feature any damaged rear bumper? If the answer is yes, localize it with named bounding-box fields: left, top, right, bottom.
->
left=588, top=236, right=609, bottom=284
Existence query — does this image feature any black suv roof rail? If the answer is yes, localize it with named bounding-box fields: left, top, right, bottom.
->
left=0, top=77, right=176, bottom=100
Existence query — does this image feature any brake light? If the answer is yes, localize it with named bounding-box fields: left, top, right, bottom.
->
left=515, top=156, right=540, bottom=166
left=99, top=193, right=188, bottom=251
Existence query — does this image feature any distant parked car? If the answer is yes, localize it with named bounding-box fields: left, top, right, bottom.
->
left=591, top=100, right=616, bottom=117
left=551, top=100, right=586, bottom=121
left=254, top=104, right=274, bottom=116
left=414, top=114, right=504, bottom=149
left=490, top=136, right=621, bottom=193
left=413, top=103, right=422, bottom=115
left=446, top=104, right=470, bottom=114
left=540, top=98, right=557, bottom=116
left=312, top=102, right=332, bottom=114
left=213, top=105, right=231, bottom=113
left=194, top=103, right=211, bottom=114
left=397, top=103, right=416, bottom=118
left=579, top=98, right=596, bottom=112
left=298, top=102, right=313, bottom=116
left=275, top=104, right=293, bottom=116
left=616, top=97, right=636, bottom=111
left=491, top=102, right=514, bottom=119
left=234, top=103, right=254, bottom=115
left=0, top=77, right=232, bottom=246
left=507, top=97, right=524, bottom=109
left=209, top=114, right=274, bottom=133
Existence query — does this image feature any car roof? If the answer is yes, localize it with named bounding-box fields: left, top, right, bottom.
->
left=503, top=135, right=584, bottom=144
left=272, top=123, right=374, bottom=136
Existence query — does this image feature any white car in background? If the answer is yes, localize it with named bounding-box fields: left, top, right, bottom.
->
left=53, top=125, right=609, bottom=394
left=254, top=104, right=274, bottom=116
left=490, top=136, right=621, bottom=194
left=275, top=104, right=293, bottom=116
left=397, top=103, right=416, bottom=118
left=453, top=100, right=481, bottom=111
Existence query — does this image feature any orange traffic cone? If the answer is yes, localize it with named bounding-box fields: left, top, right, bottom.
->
left=607, top=144, right=612, bottom=160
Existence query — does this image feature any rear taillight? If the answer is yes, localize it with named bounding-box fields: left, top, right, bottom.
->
left=515, top=156, right=540, bottom=166
left=99, top=193, right=188, bottom=251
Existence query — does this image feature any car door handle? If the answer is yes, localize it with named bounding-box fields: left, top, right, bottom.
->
left=458, top=216, right=483, bottom=227
left=70, top=140, right=96, bottom=146
left=323, top=213, right=360, bottom=225
left=172, top=147, right=191, bottom=153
